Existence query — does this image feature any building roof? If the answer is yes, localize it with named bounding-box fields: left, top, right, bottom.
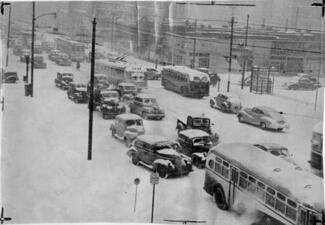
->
left=179, top=129, right=210, bottom=138
left=210, top=143, right=324, bottom=212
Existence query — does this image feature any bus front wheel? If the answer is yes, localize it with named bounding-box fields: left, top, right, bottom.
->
left=214, top=186, right=228, bottom=210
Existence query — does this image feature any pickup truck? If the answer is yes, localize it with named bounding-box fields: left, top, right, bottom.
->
left=176, top=115, right=219, bottom=145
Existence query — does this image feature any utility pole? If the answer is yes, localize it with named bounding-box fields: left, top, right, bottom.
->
left=227, top=16, right=234, bottom=92
left=30, top=2, right=35, bottom=97
left=88, top=17, right=96, bottom=160
left=111, top=15, right=115, bottom=51
left=241, top=14, right=249, bottom=89
left=5, top=4, right=11, bottom=67
left=191, top=19, right=197, bottom=69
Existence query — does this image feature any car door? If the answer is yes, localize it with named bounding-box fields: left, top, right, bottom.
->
left=251, top=108, right=264, bottom=124
left=141, top=142, right=154, bottom=165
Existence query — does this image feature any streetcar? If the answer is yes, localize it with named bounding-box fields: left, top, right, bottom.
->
left=204, top=143, right=324, bottom=225
left=161, top=65, right=210, bottom=98
left=95, top=60, right=147, bottom=92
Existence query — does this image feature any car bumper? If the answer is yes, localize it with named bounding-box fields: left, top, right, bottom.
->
left=146, top=113, right=165, bottom=119
left=268, top=123, right=289, bottom=130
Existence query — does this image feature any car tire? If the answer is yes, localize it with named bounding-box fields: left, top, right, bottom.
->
left=157, top=166, right=168, bottom=179
left=214, top=186, right=228, bottom=210
left=132, top=154, right=139, bottom=165
left=238, top=114, right=244, bottom=123
left=260, top=122, right=267, bottom=130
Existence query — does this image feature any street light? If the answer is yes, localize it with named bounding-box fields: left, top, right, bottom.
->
left=28, top=1, right=56, bottom=97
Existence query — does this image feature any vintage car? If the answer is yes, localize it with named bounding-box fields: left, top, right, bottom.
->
left=94, top=73, right=110, bottom=89
left=34, top=55, right=47, bottom=69
left=145, top=68, right=160, bottom=80
left=176, top=115, right=219, bottom=145
left=253, top=143, right=299, bottom=167
left=129, top=94, right=165, bottom=120
left=94, top=89, right=126, bottom=119
left=237, top=106, right=290, bottom=131
left=67, top=83, right=88, bottom=103
left=210, top=92, right=242, bottom=113
left=55, top=72, right=73, bottom=90
left=55, top=53, right=72, bottom=66
left=127, top=135, right=192, bottom=178
left=177, top=129, right=213, bottom=168
left=110, top=113, right=145, bottom=146
left=3, top=72, right=18, bottom=83
left=118, top=82, right=137, bottom=101
left=287, top=77, right=321, bottom=90
left=48, top=49, right=61, bottom=61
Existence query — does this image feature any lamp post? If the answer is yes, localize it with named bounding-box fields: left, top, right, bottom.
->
left=5, top=3, right=11, bottom=67
left=29, top=1, right=56, bottom=97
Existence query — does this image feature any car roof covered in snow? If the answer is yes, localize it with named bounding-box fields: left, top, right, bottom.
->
left=163, top=65, right=210, bottom=82
left=254, top=142, right=287, bottom=150
left=136, top=134, right=170, bottom=145
left=254, top=105, right=278, bottom=113
left=313, top=121, right=323, bottom=134
left=116, top=113, right=142, bottom=121
left=119, top=82, right=136, bottom=87
left=179, top=129, right=210, bottom=138
left=210, top=143, right=324, bottom=212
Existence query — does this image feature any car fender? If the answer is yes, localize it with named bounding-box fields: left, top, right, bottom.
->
left=210, top=98, right=216, bottom=107
left=261, top=117, right=273, bottom=126
left=153, top=159, right=174, bottom=170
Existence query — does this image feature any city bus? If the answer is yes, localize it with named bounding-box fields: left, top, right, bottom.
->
left=161, top=65, right=210, bottom=98
left=204, top=143, right=324, bottom=225
left=309, top=121, right=323, bottom=177
left=56, top=37, right=86, bottom=62
left=95, top=59, right=147, bottom=91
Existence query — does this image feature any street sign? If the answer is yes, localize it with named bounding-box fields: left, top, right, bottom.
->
left=150, top=172, right=159, bottom=185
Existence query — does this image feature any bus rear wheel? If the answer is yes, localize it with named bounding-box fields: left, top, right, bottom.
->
left=214, top=186, right=228, bottom=210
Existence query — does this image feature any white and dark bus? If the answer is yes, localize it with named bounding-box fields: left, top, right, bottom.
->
left=161, top=65, right=210, bottom=98
left=310, top=122, right=323, bottom=177
left=95, top=60, right=147, bottom=91
left=204, top=143, right=324, bottom=225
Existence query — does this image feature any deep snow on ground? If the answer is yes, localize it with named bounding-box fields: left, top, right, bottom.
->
left=1, top=38, right=324, bottom=224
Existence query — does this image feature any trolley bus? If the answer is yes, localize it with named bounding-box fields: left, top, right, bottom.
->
left=309, top=122, right=323, bottom=177
left=161, top=65, right=210, bottom=98
left=95, top=59, right=147, bottom=91
left=56, top=37, right=86, bottom=62
left=204, top=143, right=324, bottom=225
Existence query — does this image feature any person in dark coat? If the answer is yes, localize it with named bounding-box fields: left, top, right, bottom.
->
left=76, top=61, right=80, bottom=70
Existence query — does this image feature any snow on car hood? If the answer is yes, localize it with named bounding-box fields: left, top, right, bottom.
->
left=76, top=87, right=87, bottom=92
left=157, top=148, right=180, bottom=157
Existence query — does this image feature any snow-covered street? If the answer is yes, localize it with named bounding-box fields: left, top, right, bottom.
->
left=1, top=44, right=324, bottom=224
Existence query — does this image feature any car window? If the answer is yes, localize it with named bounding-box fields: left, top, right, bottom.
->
left=143, top=98, right=157, bottom=105
left=192, top=118, right=210, bottom=127
left=270, top=148, right=289, bottom=157
left=125, top=119, right=143, bottom=126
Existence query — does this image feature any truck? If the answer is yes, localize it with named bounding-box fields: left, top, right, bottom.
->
left=176, top=114, right=219, bottom=145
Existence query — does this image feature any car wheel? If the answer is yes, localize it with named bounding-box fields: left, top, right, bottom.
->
left=214, top=186, right=228, bottom=210
left=238, top=114, right=244, bottom=123
left=210, top=100, right=215, bottom=108
left=132, top=154, right=139, bottom=165
left=157, top=166, right=168, bottom=179
left=260, top=122, right=267, bottom=130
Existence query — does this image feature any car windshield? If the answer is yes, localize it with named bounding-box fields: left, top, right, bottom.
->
left=192, top=136, right=211, bottom=144
left=76, top=84, right=86, bottom=89
left=192, top=118, right=210, bottom=127
left=153, top=141, right=174, bottom=150
left=126, top=119, right=143, bottom=127
left=270, top=148, right=289, bottom=157
left=143, top=98, right=157, bottom=105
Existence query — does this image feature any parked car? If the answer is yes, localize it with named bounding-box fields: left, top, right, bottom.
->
left=34, top=55, right=47, bottom=69
left=110, top=113, right=145, bottom=146
left=176, top=115, right=219, bottom=145
left=145, top=68, right=160, bottom=80
left=127, top=134, right=192, bottom=178
left=48, top=49, right=61, bottom=61
left=55, top=53, right=72, bottom=66
left=237, top=105, right=290, bottom=131
left=94, top=89, right=126, bottom=119
left=210, top=92, right=242, bottom=113
left=129, top=94, right=165, bottom=120
left=287, top=77, right=321, bottom=90
left=55, top=72, right=73, bottom=90
left=67, top=83, right=88, bottom=103
left=3, top=72, right=18, bottom=83
left=253, top=143, right=299, bottom=166
left=94, top=73, right=110, bottom=89
left=177, top=129, right=213, bottom=168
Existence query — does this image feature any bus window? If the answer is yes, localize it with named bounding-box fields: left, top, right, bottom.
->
left=214, top=161, right=222, bottom=174
left=239, top=175, right=248, bottom=189
left=275, top=199, right=286, bottom=214
left=231, top=168, right=239, bottom=184
left=266, top=187, right=276, bottom=207
left=285, top=201, right=297, bottom=222
left=248, top=176, right=257, bottom=193
left=277, top=193, right=286, bottom=201
left=215, top=157, right=222, bottom=163
left=222, top=161, right=229, bottom=167
left=221, top=166, right=229, bottom=179
left=256, top=181, right=266, bottom=201
left=240, top=171, right=248, bottom=179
